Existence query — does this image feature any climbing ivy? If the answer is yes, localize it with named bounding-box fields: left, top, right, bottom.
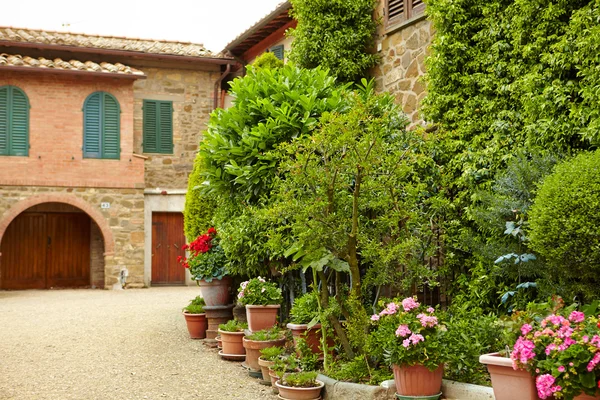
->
left=288, top=0, right=380, bottom=83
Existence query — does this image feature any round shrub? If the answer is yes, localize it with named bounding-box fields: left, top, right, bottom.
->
left=529, top=150, right=600, bottom=301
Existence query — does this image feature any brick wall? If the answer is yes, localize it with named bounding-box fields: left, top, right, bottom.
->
left=133, top=67, right=219, bottom=190
left=0, top=71, right=145, bottom=189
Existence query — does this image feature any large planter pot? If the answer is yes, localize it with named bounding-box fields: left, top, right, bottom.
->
left=182, top=312, right=207, bottom=339
left=204, top=304, right=234, bottom=340
left=258, top=357, right=275, bottom=383
left=287, top=322, right=334, bottom=356
left=392, top=364, right=443, bottom=398
left=575, top=393, right=600, bottom=400
left=217, top=329, right=245, bottom=356
left=246, top=304, right=280, bottom=332
left=275, top=380, right=324, bottom=400
left=243, top=336, right=287, bottom=372
left=198, top=277, right=232, bottom=306
left=479, top=352, right=539, bottom=400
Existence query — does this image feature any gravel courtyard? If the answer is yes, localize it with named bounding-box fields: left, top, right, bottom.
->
left=0, top=287, right=277, bottom=400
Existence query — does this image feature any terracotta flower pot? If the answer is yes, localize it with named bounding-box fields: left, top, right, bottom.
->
left=287, top=323, right=334, bottom=356
left=269, top=369, right=280, bottom=394
left=204, top=304, right=234, bottom=340
left=479, top=352, right=539, bottom=400
left=218, top=329, right=245, bottom=355
left=275, top=379, right=324, bottom=400
left=258, top=357, right=275, bottom=383
left=198, top=277, right=232, bottom=306
left=182, top=312, right=207, bottom=339
left=392, top=364, right=443, bottom=397
left=243, top=336, right=287, bottom=372
left=574, top=393, right=600, bottom=400
left=246, top=304, right=280, bottom=332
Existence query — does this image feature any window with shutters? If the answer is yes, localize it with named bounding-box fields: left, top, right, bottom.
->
left=142, top=100, right=173, bottom=154
left=385, top=0, right=425, bottom=28
left=270, top=44, right=284, bottom=61
left=0, top=85, right=30, bottom=157
left=83, top=92, right=120, bottom=159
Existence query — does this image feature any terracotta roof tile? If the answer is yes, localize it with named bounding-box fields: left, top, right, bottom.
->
left=0, top=53, right=145, bottom=76
left=0, top=26, right=217, bottom=58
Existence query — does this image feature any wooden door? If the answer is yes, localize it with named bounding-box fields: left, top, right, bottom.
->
left=0, top=212, right=91, bottom=289
left=0, top=213, right=47, bottom=289
left=151, top=212, right=186, bottom=285
left=46, top=213, right=91, bottom=288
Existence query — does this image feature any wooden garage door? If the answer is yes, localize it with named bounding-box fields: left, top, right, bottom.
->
left=0, top=212, right=91, bottom=289
left=151, top=212, right=186, bottom=285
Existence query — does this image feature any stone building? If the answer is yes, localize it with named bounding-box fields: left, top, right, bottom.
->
left=0, top=27, right=235, bottom=289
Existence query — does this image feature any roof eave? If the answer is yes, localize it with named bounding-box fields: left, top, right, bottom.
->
left=0, top=65, right=146, bottom=79
left=223, top=1, right=291, bottom=53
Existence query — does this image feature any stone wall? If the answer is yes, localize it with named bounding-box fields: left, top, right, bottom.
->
left=133, top=67, right=220, bottom=190
left=90, top=221, right=105, bottom=289
left=372, top=15, right=433, bottom=126
left=0, top=187, right=145, bottom=288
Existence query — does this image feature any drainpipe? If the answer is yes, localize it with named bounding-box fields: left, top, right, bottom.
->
left=213, top=63, right=232, bottom=110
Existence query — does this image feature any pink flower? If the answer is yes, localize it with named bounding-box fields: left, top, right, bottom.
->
left=587, top=352, right=600, bottom=372
left=521, top=323, right=533, bottom=335
left=427, top=307, right=435, bottom=313
left=402, top=339, right=410, bottom=348
left=409, top=333, right=425, bottom=345
left=558, top=366, right=565, bottom=373
left=371, top=314, right=380, bottom=321
left=379, top=302, right=399, bottom=316
left=536, top=374, right=562, bottom=399
left=511, top=337, right=536, bottom=366
left=395, top=324, right=411, bottom=337
left=416, top=313, right=438, bottom=327
left=401, top=297, right=420, bottom=312
left=569, top=311, right=585, bottom=323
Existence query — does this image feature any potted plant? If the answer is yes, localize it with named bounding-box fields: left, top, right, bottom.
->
left=270, top=354, right=301, bottom=395
left=217, top=319, right=247, bottom=356
left=511, top=308, right=600, bottom=400
left=369, top=297, right=446, bottom=400
left=243, top=326, right=287, bottom=374
left=237, top=277, right=283, bottom=332
left=178, top=227, right=231, bottom=306
left=275, top=371, right=324, bottom=400
left=286, top=291, right=337, bottom=357
left=259, top=346, right=285, bottom=384
left=182, top=296, right=207, bottom=339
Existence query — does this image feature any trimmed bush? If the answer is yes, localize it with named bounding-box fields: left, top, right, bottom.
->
left=529, top=150, right=600, bottom=301
left=184, top=153, right=216, bottom=241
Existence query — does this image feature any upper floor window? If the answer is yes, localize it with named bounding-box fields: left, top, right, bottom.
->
left=270, top=44, right=284, bottom=60
left=385, top=0, right=425, bottom=28
left=83, top=92, right=120, bottom=159
left=0, top=85, right=30, bottom=156
left=143, top=100, right=173, bottom=154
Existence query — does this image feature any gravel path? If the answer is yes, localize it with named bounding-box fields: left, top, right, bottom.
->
left=0, top=288, right=277, bottom=400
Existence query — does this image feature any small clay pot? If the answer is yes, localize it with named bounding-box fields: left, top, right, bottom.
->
left=246, top=304, right=280, bottom=332
left=275, top=379, right=324, bottom=400
left=258, top=357, right=274, bottom=383
left=183, top=312, right=207, bottom=339
left=218, top=329, right=245, bottom=356
left=243, top=336, right=286, bottom=372
left=269, top=369, right=280, bottom=394
left=392, top=364, right=443, bottom=397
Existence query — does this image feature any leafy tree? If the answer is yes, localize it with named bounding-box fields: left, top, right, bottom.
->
left=288, top=0, right=380, bottom=83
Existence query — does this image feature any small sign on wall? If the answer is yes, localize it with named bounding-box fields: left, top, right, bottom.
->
left=101, top=202, right=111, bottom=209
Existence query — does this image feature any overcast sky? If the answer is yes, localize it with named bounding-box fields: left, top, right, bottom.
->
left=0, top=0, right=284, bottom=53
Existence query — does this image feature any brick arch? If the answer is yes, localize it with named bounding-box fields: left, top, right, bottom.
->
left=0, top=194, right=114, bottom=254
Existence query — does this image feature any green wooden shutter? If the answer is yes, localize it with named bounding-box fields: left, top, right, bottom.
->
left=0, top=86, right=29, bottom=157
left=0, top=87, right=8, bottom=156
left=10, top=87, right=30, bottom=156
left=83, top=92, right=102, bottom=158
left=158, top=101, right=173, bottom=153
left=102, top=94, right=120, bottom=159
left=143, top=100, right=172, bottom=153
left=270, top=45, right=284, bottom=60
left=143, top=100, right=158, bottom=153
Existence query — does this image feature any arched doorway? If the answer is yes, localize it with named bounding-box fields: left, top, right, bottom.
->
left=0, top=202, right=105, bottom=289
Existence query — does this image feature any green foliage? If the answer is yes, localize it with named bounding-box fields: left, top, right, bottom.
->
left=184, top=153, right=217, bottom=241
left=289, top=291, right=320, bottom=325
left=266, top=81, right=440, bottom=294
left=529, top=150, right=600, bottom=302
left=253, top=52, right=284, bottom=70
left=295, top=337, right=319, bottom=371
left=444, top=306, right=502, bottom=386
left=237, top=277, right=283, bottom=306
left=182, top=296, right=205, bottom=314
left=326, top=356, right=393, bottom=385
left=259, top=346, right=285, bottom=361
left=198, top=64, right=350, bottom=203
left=288, top=0, right=379, bottom=83
left=183, top=231, right=228, bottom=282
left=246, top=327, right=285, bottom=341
left=218, top=319, right=247, bottom=332
left=281, top=371, right=319, bottom=388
